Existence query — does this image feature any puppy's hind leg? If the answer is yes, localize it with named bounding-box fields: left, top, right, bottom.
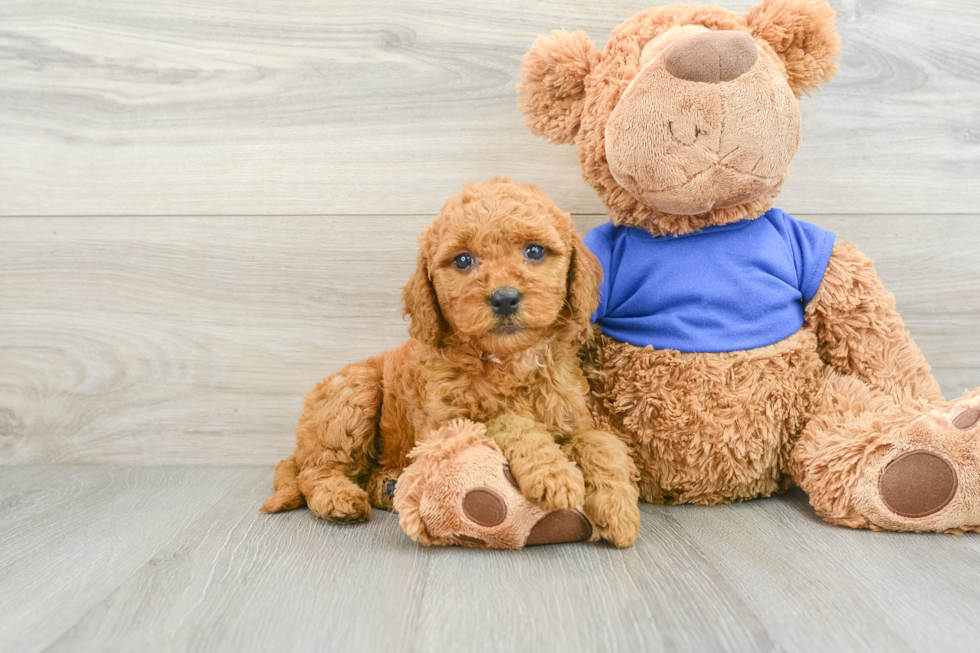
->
left=293, top=355, right=385, bottom=524
left=260, top=455, right=305, bottom=513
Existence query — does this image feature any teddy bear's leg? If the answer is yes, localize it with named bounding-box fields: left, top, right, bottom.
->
left=791, top=371, right=980, bottom=532
left=393, top=420, right=593, bottom=549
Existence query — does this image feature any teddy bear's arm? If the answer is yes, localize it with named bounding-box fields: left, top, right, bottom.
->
left=804, top=241, right=943, bottom=403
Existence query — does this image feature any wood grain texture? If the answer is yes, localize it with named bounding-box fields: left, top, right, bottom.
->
left=48, top=471, right=775, bottom=653
left=1, top=0, right=979, bottom=216
left=411, top=505, right=776, bottom=653
left=675, top=488, right=980, bottom=653
left=0, top=465, right=64, bottom=501
left=0, top=466, right=976, bottom=653
left=0, top=466, right=263, bottom=653
left=2, top=214, right=978, bottom=465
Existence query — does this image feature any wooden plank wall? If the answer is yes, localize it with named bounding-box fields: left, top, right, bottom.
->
left=1, top=0, right=978, bottom=464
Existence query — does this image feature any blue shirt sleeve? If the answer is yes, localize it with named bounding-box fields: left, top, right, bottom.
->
left=778, top=210, right=836, bottom=302
left=583, top=225, right=613, bottom=323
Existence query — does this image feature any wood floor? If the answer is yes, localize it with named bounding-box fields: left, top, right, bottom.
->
left=3, top=466, right=980, bottom=653
left=3, top=0, right=980, bottom=650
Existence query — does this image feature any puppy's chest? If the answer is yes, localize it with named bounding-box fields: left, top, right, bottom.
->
left=430, top=349, right=583, bottom=427
left=483, top=348, right=547, bottom=383
left=468, top=362, right=550, bottom=411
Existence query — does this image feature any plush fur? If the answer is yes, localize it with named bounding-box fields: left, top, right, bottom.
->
left=519, top=30, right=602, bottom=145
left=394, top=419, right=600, bottom=548
left=519, top=0, right=980, bottom=534
left=262, top=179, right=640, bottom=547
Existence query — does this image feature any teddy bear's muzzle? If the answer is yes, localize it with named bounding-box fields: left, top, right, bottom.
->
left=604, top=29, right=802, bottom=216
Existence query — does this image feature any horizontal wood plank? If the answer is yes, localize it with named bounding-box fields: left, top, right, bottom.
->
left=1, top=467, right=975, bottom=653
left=44, top=474, right=777, bottom=653
left=413, top=500, right=775, bottom=652
left=41, top=467, right=431, bottom=653
left=671, top=488, right=980, bottom=653
left=0, top=466, right=263, bottom=653
left=0, top=213, right=978, bottom=465
left=1, top=0, right=979, bottom=216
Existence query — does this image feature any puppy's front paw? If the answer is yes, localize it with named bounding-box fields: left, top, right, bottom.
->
left=308, top=483, right=371, bottom=524
left=584, top=486, right=640, bottom=548
left=514, top=457, right=586, bottom=511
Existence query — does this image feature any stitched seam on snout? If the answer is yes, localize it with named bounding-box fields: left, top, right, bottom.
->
left=637, top=161, right=776, bottom=196
left=718, top=163, right=773, bottom=182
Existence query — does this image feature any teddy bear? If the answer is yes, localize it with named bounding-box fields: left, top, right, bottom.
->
left=515, top=0, right=980, bottom=533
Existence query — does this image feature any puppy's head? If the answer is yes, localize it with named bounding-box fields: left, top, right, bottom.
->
left=402, top=178, right=601, bottom=356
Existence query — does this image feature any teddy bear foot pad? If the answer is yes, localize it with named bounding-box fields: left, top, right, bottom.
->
left=524, top=510, right=593, bottom=546
left=879, top=450, right=958, bottom=519
left=859, top=400, right=980, bottom=533
left=453, top=487, right=592, bottom=548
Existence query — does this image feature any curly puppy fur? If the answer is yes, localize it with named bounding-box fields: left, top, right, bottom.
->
left=262, top=178, right=640, bottom=547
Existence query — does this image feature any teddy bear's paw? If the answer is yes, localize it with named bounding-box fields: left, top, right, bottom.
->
left=877, top=450, right=958, bottom=523
left=582, top=486, right=640, bottom=548
left=398, top=435, right=558, bottom=549
left=307, top=479, right=371, bottom=524
left=950, top=403, right=980, bottom=432
left=865, top=393, right=980, bottom=533
left=524, top=510, right=593, bottom=546
left=514, top=456, right=586, bottom=511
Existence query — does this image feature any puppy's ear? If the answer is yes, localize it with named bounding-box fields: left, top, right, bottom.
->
left=518, top=30, right=600, bottom=145
left=402, top=235, right=450, bottom=348
left=746, top=0, right=840, bottom=97
left=560, top=230, right=603, bottom=345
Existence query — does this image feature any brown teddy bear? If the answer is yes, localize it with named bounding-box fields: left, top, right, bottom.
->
left=517, top=0, right=980, bottom=533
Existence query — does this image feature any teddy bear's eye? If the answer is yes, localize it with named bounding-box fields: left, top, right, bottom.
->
left=524, top=244, right=546, bottom=261
left=454, top=252, right=475, bottom=270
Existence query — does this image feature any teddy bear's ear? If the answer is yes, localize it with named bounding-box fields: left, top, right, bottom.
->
left=745, top=0, right=841, bottom=97
left=518, top=30, right=600, bottom=145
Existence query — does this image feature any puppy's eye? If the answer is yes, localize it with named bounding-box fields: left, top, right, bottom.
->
left=524, top=244, right=546, bottom=261
left=454, top=252, right=475, bottom=270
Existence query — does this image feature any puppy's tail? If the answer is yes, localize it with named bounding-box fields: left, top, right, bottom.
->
left=260, top=454, right=305, bottom=513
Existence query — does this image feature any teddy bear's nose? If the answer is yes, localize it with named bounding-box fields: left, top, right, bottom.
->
left=664, top=30, right=758, bottom=84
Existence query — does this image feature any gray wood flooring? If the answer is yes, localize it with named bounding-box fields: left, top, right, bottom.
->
left=4, top=466, right=980, bottom=653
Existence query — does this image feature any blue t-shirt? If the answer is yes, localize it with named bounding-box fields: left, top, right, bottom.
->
left=584, top=208, right=835, bottom=353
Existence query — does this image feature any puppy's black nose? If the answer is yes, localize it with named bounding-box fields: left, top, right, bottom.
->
left=488, top=287, right=522, bottom=316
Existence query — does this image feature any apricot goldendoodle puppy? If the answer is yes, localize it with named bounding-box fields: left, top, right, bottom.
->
left=261, top=178, right=640, bottom=547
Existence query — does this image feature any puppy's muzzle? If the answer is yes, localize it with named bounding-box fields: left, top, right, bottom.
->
left=488, top=287, right=522, bottom=316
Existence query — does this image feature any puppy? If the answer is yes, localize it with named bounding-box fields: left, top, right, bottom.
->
left=261, top=178, right=640, bottom=547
